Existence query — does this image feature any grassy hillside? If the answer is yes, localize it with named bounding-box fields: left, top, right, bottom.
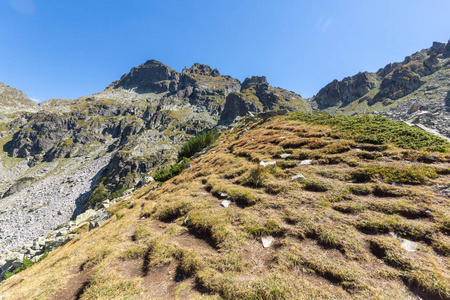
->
left=1, top=113, right=449, bottom=299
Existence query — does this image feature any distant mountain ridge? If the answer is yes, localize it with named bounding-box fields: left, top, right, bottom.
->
left=311, top=39, right=450, bottom=138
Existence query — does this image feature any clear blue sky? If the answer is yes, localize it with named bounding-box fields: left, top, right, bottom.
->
left=1, top=0, right=449, bottom=102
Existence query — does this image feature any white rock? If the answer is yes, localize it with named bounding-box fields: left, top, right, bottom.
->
left=389, top=232, right=399, bottom=238
left=280, top=153, right=291, bottom=159
left=262, top=236, right=274, bottom=248
left=220, top=200, right=231, bottom=208
left=220, top=193, right=228, bottom=199
left=401, top=239, right=418, bottom=252
left=291, top=174, right=305, bottom=181
left=259, top=161, right=276, bottom=168
left=300, top=160, right=312, bottom=165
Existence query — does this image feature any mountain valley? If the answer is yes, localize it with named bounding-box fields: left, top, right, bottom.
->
left=0, top=40, right=449, bottom=299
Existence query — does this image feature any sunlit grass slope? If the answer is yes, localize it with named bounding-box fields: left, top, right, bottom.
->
left=1, top=113, right=449, bottom=299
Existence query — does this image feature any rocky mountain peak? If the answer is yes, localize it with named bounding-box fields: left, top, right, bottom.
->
left=445, top=39, right=450, bottom=57
left=182, top=63, right=220, bottom=77
left=0, top=82, right=38, bottom=123
left=0, top=82, right=37, bottom=108
left=107, top=59, right=180, bottom=93
left=241, top=76, right=268, bottom=90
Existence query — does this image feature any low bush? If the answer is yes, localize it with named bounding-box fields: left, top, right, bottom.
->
left=3, top=250, right=48, bottom=280
left=178, top=130, right=220, bottom=160
left=288, top=112, right=450, bottom=152
left=153, top=158, right=188, bottom=182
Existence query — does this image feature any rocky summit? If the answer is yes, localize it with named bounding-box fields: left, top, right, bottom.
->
left=311, top=39, right=450, bottom=140
left=0, top=41, right=449, bottom=299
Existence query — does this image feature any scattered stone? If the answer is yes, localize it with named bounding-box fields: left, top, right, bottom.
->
left=220, top=200, right=231, bottom=208
left=389, top=232, right=398, bottom=238
left=185, top=163, right=192, bottom=169
left=278, top=136, right=286, bottom=139
left=401, top=239, right=418, bottom=252
left=219, top=193, right=228, bottom=199
left=299, top=160, right=312, bottom=165
left=291, top=174, right=305, bottom=181
left=262, top=236, right=274, bottom=248
left=280, top=153, right=291, bottom=159
left=392, top=182, right=402, bottom=186
left=259, top=161, right=276, bottom=168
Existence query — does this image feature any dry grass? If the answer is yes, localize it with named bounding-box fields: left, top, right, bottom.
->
left=1, top=115, right=449, bottom=299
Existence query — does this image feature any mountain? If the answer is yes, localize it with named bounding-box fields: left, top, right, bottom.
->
left=311, top=40, right=450, bottom=139
left=0, top=82, right=38, bottom=136
left=1, top=112, right=449, bottom=299
left=0, top=82, right=37, bottom=113
left=1, top=42, right=450, bottom=299
left=0, top=61, right=311, bottom=255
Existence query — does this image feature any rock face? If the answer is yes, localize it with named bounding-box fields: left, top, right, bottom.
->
left=108, top=60, right=180, bottom=93
left=315, top=72, right=378, bottom=109
left=311, top=39, right=450, bottom=139
left=0, top=61, right=311, bottom=255
left=219, top=76, right=310, bottom=124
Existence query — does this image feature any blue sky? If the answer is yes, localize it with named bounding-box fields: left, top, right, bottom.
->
left=1, top=0, right=449, bottom=102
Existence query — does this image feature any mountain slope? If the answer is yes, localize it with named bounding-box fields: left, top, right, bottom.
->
left=311, top=40, right=450, bottom=139
left=1, top=113, right=449, bottom=299
left=0, top=61, right=311, bottom=254
left=0, top=82, right=38, bottom=136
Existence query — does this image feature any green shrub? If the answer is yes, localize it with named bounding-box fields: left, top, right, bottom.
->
left=110, top=187, right=129, bottom=200
left=3, top=250, right=48, bottom=280
left=178, top=130, right=220, bottom=160
left=86, top=184, right=109, bottom=207
left=153, top=158, right=188, bottom=182
left=288, top=112, right=450, bottom=152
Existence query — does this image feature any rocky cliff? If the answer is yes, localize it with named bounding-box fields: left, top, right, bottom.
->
left=0, top=61, right=310, bottom=254
left=311, top=40, right=450, bottom=139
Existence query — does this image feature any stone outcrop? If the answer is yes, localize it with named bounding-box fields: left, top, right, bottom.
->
left=315, top=72, right=378, bottom=109
left=108, top=60, right=180, bottom=93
